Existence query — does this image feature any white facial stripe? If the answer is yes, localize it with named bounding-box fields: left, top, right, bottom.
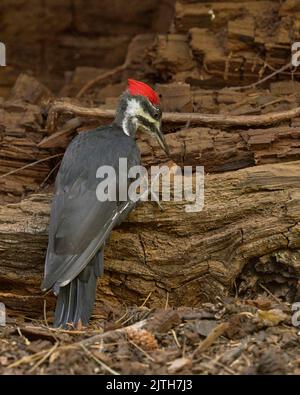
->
left=126, top=98, right=141, bottom=116
left=122, top=119, right=130, bottom=136
left=122, top=117, right=137, bottom=136
left=122, top=99, right=140, bottom=136
left=122, top=98, right=158, bottom=136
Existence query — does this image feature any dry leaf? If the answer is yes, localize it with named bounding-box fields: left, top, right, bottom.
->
left=167, top=357, right=192, bottom=374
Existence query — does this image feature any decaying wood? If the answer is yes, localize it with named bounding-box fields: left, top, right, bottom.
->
left=1, top=0, right=300, bottom=95
left=0, top=1, right=168, bottom=93
left=156, top=82, right=193, bottom=112
left=227, top=62, right=293, bottom=92
left=27, top=122, right=300, bottom=177
left=0, top=99, right=54, bottom=203
left=3, top=81, right=300, bottom=203
left=8, top=74, right=54, bottom=105
left=0, top=161, right=299, bottom=318
left=44, top=99, right=300, bottom=137
left=170, top=1, right=299, bottom=87
left=140, top=125, right=300, bottom=172
left=147, top=34, right=196, bottom=77
left=76, top=63, right=129, bottom=99
left=5, top=118, right=300, bottom=198
left=175, top=1, right=278, bottom=33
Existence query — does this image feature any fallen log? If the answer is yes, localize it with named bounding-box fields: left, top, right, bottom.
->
left=39, top=118, right=300, bottom=174
left=0, top=99, right=55, bottom=204
left=45, top=99, right=300, bottom=137
left=6, top=122, right=300, bottom=197
left=3, top=92, right=300, bottom=203
left=140, top=125, right=300, bottom=172
left=0, top=161, right=299, bottom=320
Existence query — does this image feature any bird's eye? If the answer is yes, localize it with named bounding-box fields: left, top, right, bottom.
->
left=153, top=109, right=161, bottom=120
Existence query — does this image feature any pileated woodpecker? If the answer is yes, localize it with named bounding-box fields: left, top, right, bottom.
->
left=42, top=79, right=169, bottom=328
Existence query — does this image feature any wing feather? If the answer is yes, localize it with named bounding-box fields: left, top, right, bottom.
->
left=43, top=126, right=140, bottom=291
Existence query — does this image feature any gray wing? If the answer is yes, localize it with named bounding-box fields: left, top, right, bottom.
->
left=42, top=127, right=140, bottom=291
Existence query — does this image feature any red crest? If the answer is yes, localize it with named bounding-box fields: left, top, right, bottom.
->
left=127, top=79, right=160, bottom=105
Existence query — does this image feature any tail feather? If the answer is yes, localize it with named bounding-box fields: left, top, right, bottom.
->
left=94, top=248, right=104, bottom=277
left=53, top=251, right=102, bottom=328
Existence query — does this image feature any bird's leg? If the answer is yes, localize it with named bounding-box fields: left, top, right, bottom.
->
left=151, top=193, right=164, bottom=211
left=149, top=173, right=164, bottom=211
left=137, top=173, right=164, bottom=211
left=75, top=319, right=83, bottom=331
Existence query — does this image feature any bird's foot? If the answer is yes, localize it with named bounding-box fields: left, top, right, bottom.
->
left=153, top=199, right=164, bottom=211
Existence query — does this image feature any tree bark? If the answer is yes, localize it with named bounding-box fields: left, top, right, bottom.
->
left=140, top=125, right=300, bottom=172
left=0, top=161, right=299, bottom=319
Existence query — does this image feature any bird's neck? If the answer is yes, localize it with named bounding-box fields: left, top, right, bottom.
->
left=113, top=94, right=138, bottom=137
left=121, top=116, right=138, bottom=137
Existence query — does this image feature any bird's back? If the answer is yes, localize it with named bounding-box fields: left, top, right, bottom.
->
left=43, top=125, right=140, bottom=292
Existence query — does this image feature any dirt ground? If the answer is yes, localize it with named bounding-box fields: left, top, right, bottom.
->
left=1, top=296, right=299, bottom=375
left=1, top=0, right=300, bottom=377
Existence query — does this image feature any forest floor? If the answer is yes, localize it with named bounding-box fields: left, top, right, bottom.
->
left=1, top=296, right=300, bottom=375
left=2, top=0, right=300, bottom=377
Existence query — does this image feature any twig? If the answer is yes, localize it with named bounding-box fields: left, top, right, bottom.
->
left=44, top=99, right=300, bottom=140
left=115, top=310, right=128, bottom=324
left=78, top=319, right=148, bottom=348
left=76, top=61, right=129, bottom=98
left=42, top=301, right=59, bottom=343
left=8, top=350, right=47, bottom=369
left=80, top=344, right=120, bottom=375
left=128, top=340, right=156, bottom=362
left=8, top=319, right=145, bottom=371
left=171, top=329, right=181, bottom=349
left=28, top=342, right=59, bottom=373
left=259, top=283, right=281, bottom=304
left=228, top=62, right=293, bottom=91
left=0, top=154, right=63, bottom=179
left=115, top=309, right=129, bottom=324
left=202, top=358, right=236, bottom=375
left=140, top=291, right=152, bottom=308
left=17, top=328, right=30, bottom=346
left=118, top=314, right=136, bottom=327
left=165, top=291, right=169, bottom=310
left=38, top=325, right=93, bottom=335
left=40, top=160, right=61, bottom=187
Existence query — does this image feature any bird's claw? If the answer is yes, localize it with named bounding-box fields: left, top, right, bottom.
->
left=155, top=200, right=164, bottom=211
